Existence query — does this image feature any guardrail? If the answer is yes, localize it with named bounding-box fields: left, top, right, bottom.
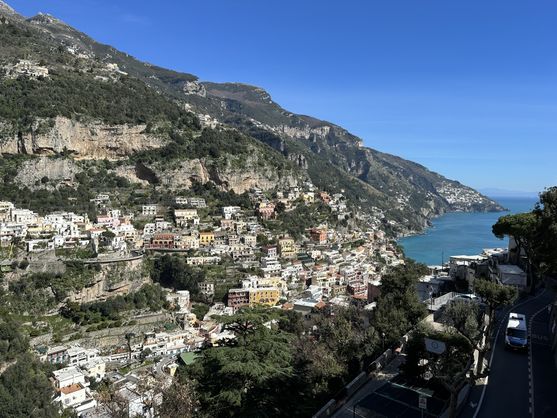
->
left=80, top=253, right=144, bottom=264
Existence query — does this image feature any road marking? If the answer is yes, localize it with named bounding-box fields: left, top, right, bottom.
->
left=528, top=335, right=533, bottom=418
left=473, top=289, right=546, bottom=418
left=528, top=304, right=550, bottom=418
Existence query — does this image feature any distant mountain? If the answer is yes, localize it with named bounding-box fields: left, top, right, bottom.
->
left=478, top=188, right=539, bottom=199
left=0, top=1, right=504, bottom=234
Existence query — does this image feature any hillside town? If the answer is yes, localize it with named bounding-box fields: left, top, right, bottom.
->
left=0, top=180, right=410, bottom=416
left=1, top=174, right=540, bottom=417
left=0, top=1, right=556, bottom=417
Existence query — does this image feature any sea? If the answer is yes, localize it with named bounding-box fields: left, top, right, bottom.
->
left=398, top=197, right=538, bottom=266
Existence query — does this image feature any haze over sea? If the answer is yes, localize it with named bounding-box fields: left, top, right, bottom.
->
left=398, top=197, right=538, bottom=266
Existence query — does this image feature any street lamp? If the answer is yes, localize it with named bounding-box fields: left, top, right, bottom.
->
left=381, top=332, right=386, bottom=350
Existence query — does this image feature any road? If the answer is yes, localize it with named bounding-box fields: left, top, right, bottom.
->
left=154, top=355, right=176, bottom=376
left=477, top=289, right=557, bottom=418
left=530, top=305, right=557, bottom=417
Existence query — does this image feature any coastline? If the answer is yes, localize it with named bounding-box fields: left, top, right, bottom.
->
left=396, top=204, right=507, bottom=241
left=397, top=197, right=537, bottom=265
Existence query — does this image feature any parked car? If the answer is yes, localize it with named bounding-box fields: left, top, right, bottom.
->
left=452, top=293, right=480, bottom=303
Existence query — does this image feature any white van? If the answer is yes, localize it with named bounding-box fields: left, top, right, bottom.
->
left=505, top=312, right=528, bottom=351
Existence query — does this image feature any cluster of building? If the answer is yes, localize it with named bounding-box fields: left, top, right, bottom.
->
left=226, top=228, right=399, bottom=314
left=6, top=180, right=409, bottom=416
left=448, top=246, right=528, bottom=289
left=42, top=345, right=104, bottom=416
left=0, top=200, right=134, bottom=254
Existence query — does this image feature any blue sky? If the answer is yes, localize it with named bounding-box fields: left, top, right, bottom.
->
left=8, top=0, right=557, bottom=193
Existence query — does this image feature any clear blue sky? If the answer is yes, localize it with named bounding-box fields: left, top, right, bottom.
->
left=8, top=0, right=557, bottom=193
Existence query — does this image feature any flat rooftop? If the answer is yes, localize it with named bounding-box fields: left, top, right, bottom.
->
left=53, top=366, right=83, bottom=381
left=60, top=383, right=84, bottom=395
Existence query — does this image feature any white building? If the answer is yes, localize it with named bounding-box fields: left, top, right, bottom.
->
left=53, top=366, right=86, bottom=389
left=0, top=201, right=15, bottom=222
left=142, top=205, right=158, bottom=216
left=175, top=197, right=207, bottom=208
left=10, top=208, right=38, bottom=224
left=66, top=346, right=99, bottom=367
left=52, top=366, right=97, bottom=415
left=166, top=290, right=190, bottom=313
left=222, top=206, right=241, bottom=220
left=199, top=282, right=215, bottom=297
left=242, top=234, right=257, bottom=247
left=81, top=358, right=106, bottom=382
left=174, top=208, right=199, bottom=227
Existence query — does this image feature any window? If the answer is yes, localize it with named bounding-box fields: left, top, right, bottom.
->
left=507, top=329, right=527, bottom=338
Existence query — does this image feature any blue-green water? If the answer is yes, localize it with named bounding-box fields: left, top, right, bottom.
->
left=398, top=197, right=538, bottom=266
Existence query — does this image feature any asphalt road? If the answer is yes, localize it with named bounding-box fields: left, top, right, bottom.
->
left=154, top=355, right=176, bottom=376
left=530, top=306, right=557, bottom=417
left=477, top=290, right=556, bottom=418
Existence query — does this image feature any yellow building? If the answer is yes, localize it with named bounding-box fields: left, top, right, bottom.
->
left=257, top=277, right=287, bottom=292
left=26, top=223, right=53, bottom=238
left=278, top=237, right=296, bottom=258
left=249, top=287, right=280, bottom=307
left=199, top=231, right=215, bottom=246
left=302, top=192, right=315, bottom=204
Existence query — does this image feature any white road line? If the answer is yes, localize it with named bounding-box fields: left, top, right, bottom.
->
left=472, top=289, right=547, bottom=418
left=528, top=304, right=550, bottom=418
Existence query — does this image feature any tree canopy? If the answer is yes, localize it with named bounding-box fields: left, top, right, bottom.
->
left=493, top=212, right=539, bottom=266
left=183, top=308, right=295, bottom=418
left=492, top=186, right=557, bottom=285
left=0, top=315, right=57, bottom=418
left=177, top=260, right=430, bottom=417
left=402, top=325, right=473, bottom=418
left=373, top=260, right=428, bottom=345
left=151, top=255, right=205, bottom=295
left=534, top=187, right=557, bottom=274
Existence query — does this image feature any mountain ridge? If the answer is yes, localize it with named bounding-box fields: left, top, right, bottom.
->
left=0, top=0, right=15, bottom=16
left=0, top=1, right=503, bottom=235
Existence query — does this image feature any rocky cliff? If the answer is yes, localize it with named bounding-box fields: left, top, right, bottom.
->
left=0, top=117, right=166, bottom=159
left=68, top=258, right=150, bottom=304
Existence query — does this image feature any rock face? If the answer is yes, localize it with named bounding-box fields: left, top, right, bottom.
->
left=111, top=165, right=150, bottom=187
left=68, top=258, right=149, bottom=304
left=158, top=155, right=300, bottom=194
left=14, top=156, right=81, bottom=188
left=0, top=1, right=16, bottom=16
left=209, top=158, right=299, bottom=193
left=158, top=159, right=211, bottom=190
left=183, top=80, right=207, bottom=97
left=0, top=116, right=167, bottom=159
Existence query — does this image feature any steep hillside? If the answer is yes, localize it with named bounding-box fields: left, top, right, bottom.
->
left=0, top=2, right=503, bottom=234
left=0, top=5, right=307, bottom=206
